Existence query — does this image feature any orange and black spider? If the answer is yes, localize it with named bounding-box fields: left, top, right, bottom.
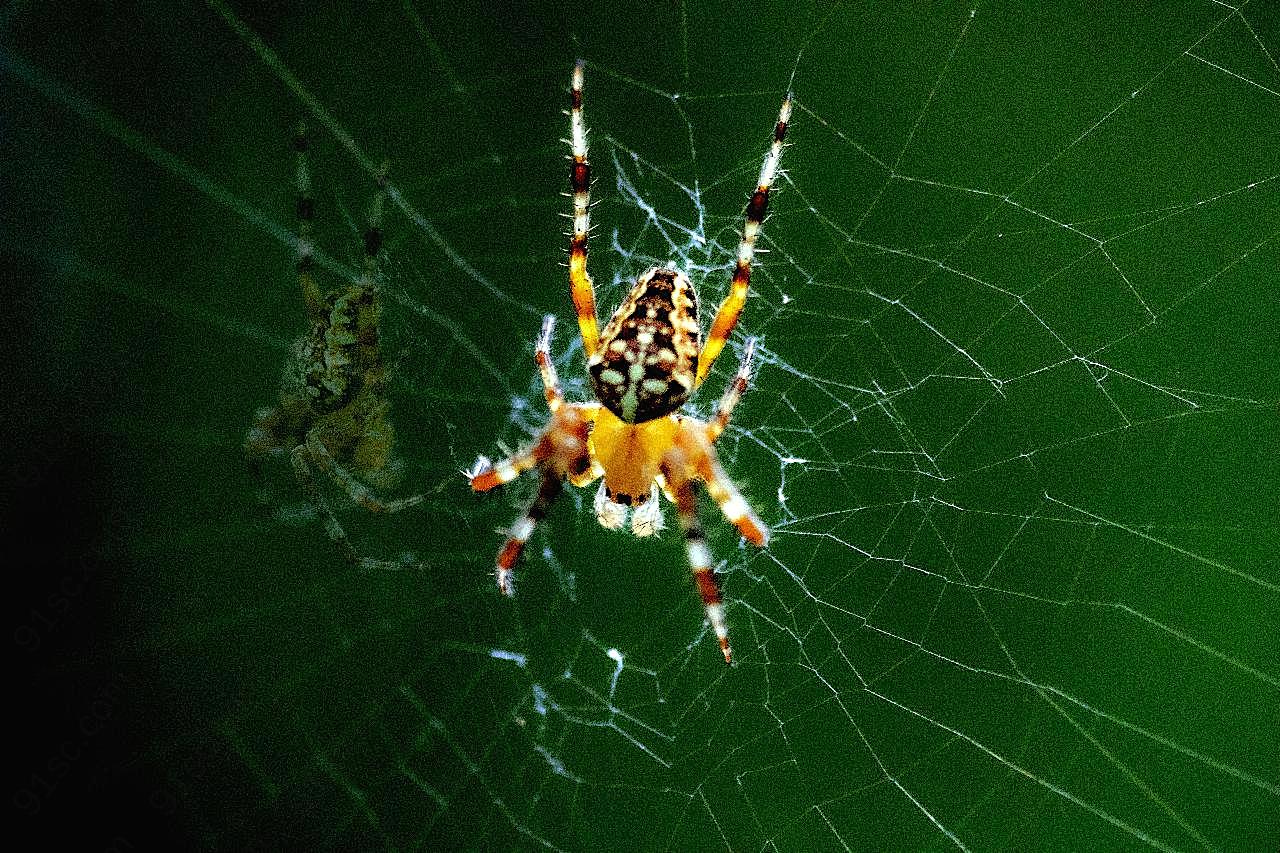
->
left=245, top=125, right=422, bottom=568
left=470, top=62, right=791, bottom=663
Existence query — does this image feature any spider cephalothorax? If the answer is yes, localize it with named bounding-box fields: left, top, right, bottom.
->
left=470, top=62, right=790, bottom=663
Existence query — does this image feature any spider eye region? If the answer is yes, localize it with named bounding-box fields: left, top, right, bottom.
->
left=589, top=267, right=699, bottom=423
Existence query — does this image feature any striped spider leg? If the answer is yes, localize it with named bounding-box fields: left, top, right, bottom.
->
left=659, top=338, right=767, bottom=662
left=470, top=62, right=790, bottom=662
left=696, top=91, right=790, bottom=387
left=468, top=315, right=599, bottom=595
left=246, top=124, right=425, bottom=571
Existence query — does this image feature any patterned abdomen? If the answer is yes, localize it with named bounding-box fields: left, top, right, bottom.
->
left=589, top=267, right=699, bottom=424
left=296, top=287, right=380, bottom=413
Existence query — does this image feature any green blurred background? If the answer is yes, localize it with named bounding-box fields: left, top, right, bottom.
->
left=5, top=0, right=1278, bottom=849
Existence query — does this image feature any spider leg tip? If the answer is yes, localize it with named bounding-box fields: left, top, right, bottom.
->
left=465, top=457, right=503, bottom=492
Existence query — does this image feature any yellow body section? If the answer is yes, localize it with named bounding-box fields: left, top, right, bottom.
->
left=590, top=406, right=678, bottom=502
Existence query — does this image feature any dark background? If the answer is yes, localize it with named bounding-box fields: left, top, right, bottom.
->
left=5, top=1, right=1278, bottom=849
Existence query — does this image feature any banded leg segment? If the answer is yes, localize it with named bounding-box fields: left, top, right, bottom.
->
left=696, top=96, right=792, bottom=386
left=293, top=122, right=324, bottom=320
left=359, top=159, right=390, bottom=300
left=292, top=445, right=362, bottom=566
left=304, top=432, right=424, bottom=514
left=568, top=60, right=600, bottom=357
left=290, top=445, right=425, bottom=572
left=536, top=315, right=564, bottom=413
left=495, top=469, right=564, bottom=595
left=468, top=441, right=550, bottom=493
left=705, top=337, right=756, bottom=443
left=469, top=257, right=596, bottom=497
left=668, top=472, right=733, bottom=663
left=675, top=419, right=769, bottom=547
left=696, top=449, right=768, bottom=547
left=468, top=406, right=596, bottom=493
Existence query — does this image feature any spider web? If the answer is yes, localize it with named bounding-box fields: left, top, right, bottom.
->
left=5, top=0, right=1279, bottom=849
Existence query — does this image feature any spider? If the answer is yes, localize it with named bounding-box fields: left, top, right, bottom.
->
left=245, top=124, right=422, bottom=568
left=469, top=62, right=791, bottom=663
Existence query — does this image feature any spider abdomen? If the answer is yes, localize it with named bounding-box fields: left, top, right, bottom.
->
left=589, top=267, right=699, bottom=423
left=295, top=288, right=380, bottom=413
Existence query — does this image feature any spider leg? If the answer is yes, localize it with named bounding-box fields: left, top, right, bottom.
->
left=470, top=372, right=598, bottom=494
left=494, top=468, right=563, bottom=595
left=290, top=445, right=425, bottom=571
left=468, top=441, right=550, bottom=493
left=305, top=431, right=424, bottom=514
left=341, top=155, right=390, bottom=347
left=696, top=447, right=769, bottom=547
left=246, top=393, right=311, bottom=502
left=536, top=314, right=564, bottom=413
left=677, top=419, right=769, bottom=546
left=566, top=406, right=604, bottom=488
left=695, top=95, right=791, bottom=387
left=292, top=122, right=325, bottom=320
left=246, top=405, right=287, bottom=496
left=705, top=337, right=756, bottom=444
left=470, top=414, right=599, bottom=492
left=469, top=411, right=586, bottom=491
left=359, top=158, right=389, bottom=303
left=290, top=444, right=363, bottom=567
left=567, top=60, right=600, bottom=357
left=665, top=466, right=733, bottom=663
